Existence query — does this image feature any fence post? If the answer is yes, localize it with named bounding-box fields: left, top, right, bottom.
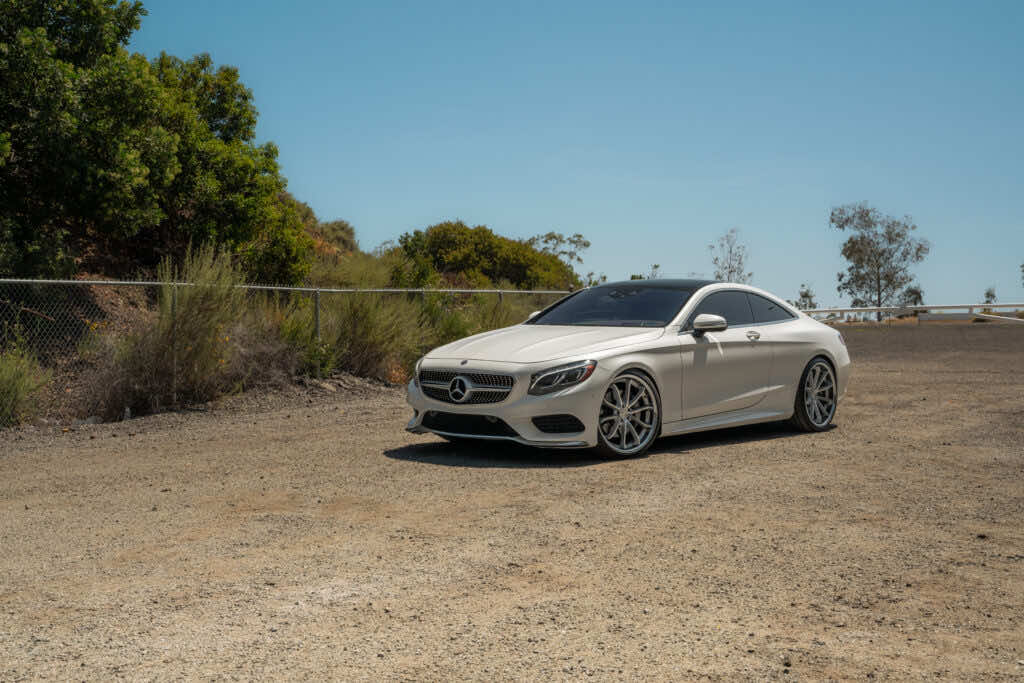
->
left=171, top=283, right=178, bottom=408
left=314, top=288, right=321, bottom=379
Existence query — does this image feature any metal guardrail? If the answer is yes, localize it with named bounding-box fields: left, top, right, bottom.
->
left=806, top=303, right=1023, bottom=315
left=805, top=302, right=1024, bottom=324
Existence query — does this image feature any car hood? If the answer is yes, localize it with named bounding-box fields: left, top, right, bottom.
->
left=425, top=324, right=665, bottom=364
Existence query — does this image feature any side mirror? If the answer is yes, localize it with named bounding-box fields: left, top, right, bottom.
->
left=692, top=313, right=727, bottom=337
left=527, top=310, right=541, bottom=320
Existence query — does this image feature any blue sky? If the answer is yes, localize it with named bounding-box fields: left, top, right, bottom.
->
left=130, top=0, right=1023, bottom=305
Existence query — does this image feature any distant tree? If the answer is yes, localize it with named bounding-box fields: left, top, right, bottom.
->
left=315, top=220, right=358, bottom=253
left=708, top=228, right=752, bottom=283
left=393, top=221, right=580, bottom=290
left=790, top=283, right=817, bottom=310
left=629, top=264, right=661, bottom=280
left=831, top=203, right=929, bottom=321
left=898, top=285, right=925, bottom=307
left=583, top=272, right=607, bottom=287
left=526, top=232, right=591, bottom=264
left=984, top=287, right=997, bottom=304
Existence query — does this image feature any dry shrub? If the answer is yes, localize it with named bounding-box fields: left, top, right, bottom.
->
left=322, top=293, right=422, bottom=381
left=86, top=246, right=295, bottom=419
left=0, top=338, right=50, bottom=427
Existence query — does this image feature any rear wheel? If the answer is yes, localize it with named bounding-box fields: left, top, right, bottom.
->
left=596, top=371, right=661, bottom=457
left=790, top=357, right=837, bottom=432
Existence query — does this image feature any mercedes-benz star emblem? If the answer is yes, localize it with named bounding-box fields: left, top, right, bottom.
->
left=448, top=375, right=472, bottom=403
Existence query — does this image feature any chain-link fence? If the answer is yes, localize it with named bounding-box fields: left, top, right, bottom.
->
left=0, top=279, right=568, bottom=428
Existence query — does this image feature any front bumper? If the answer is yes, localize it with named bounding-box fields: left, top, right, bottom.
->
left=405, top=359, right=607, bottom=448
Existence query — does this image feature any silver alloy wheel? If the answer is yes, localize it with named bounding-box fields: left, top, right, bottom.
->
left=804, top=360, right=837, bottom=428
left=599, top=374, right=659, bottom=455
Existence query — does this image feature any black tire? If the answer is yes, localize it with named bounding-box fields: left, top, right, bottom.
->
left=596, top=370, right=662, bottom=458
left=790, top=356, right=837, bottom=432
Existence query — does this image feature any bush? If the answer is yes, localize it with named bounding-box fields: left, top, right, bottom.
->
left=0, top=339, right=50, bottom=427
left=392, top=221, right=580, bottom=290
left=320, top=293, right=423, bottom=382
left=87, top=245, right=297, bottom=419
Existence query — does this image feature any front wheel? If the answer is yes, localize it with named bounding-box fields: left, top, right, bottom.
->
left=596, top=371, right=661, bottom=457
left=790, top=357, right=837, bottom=432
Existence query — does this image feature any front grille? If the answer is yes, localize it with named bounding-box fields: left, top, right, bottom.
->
left=419, top=368, right=515, bottom=404
left=421, top=411, right=519, bottom=437
left=419, top=369, right=515, bottom=389
left=532, top=414, right=586, bottom=434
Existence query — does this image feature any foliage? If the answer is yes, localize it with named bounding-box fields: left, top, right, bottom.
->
left=321, top=293, right=422, bottom=381
left=791, top=283, right=817, bottom=310
left=314, top=220, right=358, bottom=253
left=0, top=1, right=310, bottom=283
left=897, top=285, right=924, bottom=307
left=984, top=287, right=997, bottom=304
left=630, top=264, right=662, bottom=280
left=88, top=245, right=249, bottom=418
left=526, top=231, right=591, bottom=265
left=709, top=228, right=752, bottom=283
left=0, top=334, right=50, bottom=427
left=831, top=203, right=930, bottom=321
left=392, top=221, right=581, bottom=290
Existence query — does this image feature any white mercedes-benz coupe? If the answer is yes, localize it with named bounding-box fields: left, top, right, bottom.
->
left=406, top=279, right=850, bottom=457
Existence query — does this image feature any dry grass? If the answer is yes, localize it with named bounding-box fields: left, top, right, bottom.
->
left=0, top=338, right=50, bottom=427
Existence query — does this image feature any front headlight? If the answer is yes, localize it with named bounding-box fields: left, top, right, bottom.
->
left=528, top=360, right=597, bottom=395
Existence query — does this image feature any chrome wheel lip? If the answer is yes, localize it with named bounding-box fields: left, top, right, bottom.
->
left=599, top=374, right=659, bottom=455
left=804, top=360, right=837, bottom=428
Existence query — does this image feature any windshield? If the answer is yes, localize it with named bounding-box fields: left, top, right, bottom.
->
left=528, top=285, right=696, bottom=327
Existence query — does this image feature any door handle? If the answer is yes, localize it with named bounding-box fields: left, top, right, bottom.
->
left=746, top=330, right=761, bottom=341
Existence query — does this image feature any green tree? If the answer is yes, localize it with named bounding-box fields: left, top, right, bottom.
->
left=831, top=203, right=930, bottom=321
left=314, top=220, right=358, bottom=253
left=0, top=1, right=312, bottom=283
left=984, top=287, right=997, bottom=305
left=393, top=221, right=580, bottom=290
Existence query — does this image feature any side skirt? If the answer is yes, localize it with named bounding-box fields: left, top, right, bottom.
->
left=660, top=409, right=791, bottom=437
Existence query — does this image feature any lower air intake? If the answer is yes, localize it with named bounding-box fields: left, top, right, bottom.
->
left=532, top=414, right=586, bottom=434
left=422, top=411, right=519, bottom=437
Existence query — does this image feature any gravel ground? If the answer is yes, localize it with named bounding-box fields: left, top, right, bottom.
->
left=1, top=325, right=1022, bottom=680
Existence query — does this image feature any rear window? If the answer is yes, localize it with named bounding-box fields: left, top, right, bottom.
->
left=747, top=293, right=795, bottom=323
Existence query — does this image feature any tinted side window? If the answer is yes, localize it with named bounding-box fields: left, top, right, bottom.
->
left=687, top=291, right=753, bottom=328
left=748, top=294, right=795, bottom=323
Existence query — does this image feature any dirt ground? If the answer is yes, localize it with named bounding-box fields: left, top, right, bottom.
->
left=2, top=325, right=1022, bottom=680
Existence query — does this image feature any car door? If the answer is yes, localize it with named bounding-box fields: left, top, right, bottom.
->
left=680, top=290, right=772, bottom=418
left=745, top=292, right=806, bottom=403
